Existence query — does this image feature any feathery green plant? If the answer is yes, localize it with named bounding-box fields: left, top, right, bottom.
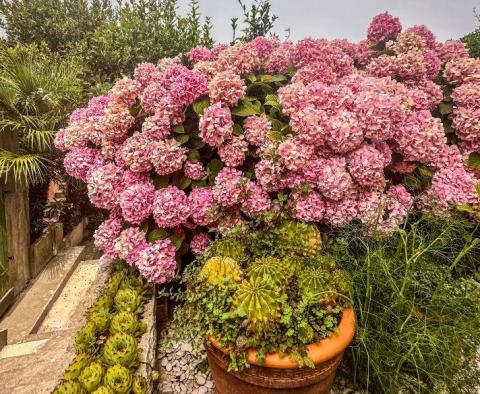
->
left=335, top=214, right=480, bottom=393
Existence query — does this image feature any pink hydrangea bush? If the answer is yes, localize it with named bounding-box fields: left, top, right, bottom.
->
left=57, top=12, right=480, bottom=284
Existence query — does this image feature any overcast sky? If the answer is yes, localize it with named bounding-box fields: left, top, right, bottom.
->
left=180, top=0, right=480, bottom=44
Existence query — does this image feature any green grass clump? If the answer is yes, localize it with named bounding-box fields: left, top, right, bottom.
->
left=335, top=214, right=480, bottom=393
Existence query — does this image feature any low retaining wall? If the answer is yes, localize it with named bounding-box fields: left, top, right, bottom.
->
left=29, top=217, right=88, bottom=280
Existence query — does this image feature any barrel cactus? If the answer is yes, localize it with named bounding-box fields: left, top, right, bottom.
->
left=232, top=277, right=280, bottom=330
left=110, top=311, right=146, bottom=337
left=275, top=220, right=322, bottom=257
left=64, top=353, right=92, bottom=380
left=103, top=333, right=139, bottom=368
left=211, top=238, right=248, bottom=262
left=247, top=257, right=287, bottom=286
left=132, top=375, right=149, bottom=394
left=114, top=289, right=142, bottom=314
left=91, top=386, right=114, bottom=394
left=74, top=323, right=97, bottom=354
left=53, top=381, right=86, bottom=394
left=104, top=365, right=133, bottom=394
left=298, top=266, right=333, bottom=302
left=201, top=256, right=243, bottom=284
left=78, top=361, right=104, bottom=392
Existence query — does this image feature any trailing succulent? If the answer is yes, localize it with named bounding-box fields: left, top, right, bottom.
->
left=167, top=220, right=351, bottom=370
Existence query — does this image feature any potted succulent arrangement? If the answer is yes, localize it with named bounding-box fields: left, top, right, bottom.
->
left=166, top=220, right=355, bottom=394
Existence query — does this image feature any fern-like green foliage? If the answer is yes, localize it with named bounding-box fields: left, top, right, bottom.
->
left=336, top=214, right=480, bottom=393
left=0, top=43, right=82, bottom=186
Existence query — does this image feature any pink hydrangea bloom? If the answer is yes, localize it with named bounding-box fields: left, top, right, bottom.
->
left=142, top=112, right=172, bottom=140
left=324, top=110, right=364, bottom=153
left=394, top=32, right=427, bottom=54
left=63, top=147, right=106, bottom=182
left=199, top=103, right=234, bottom=147
left=324, top=193, right=359, bottom=227
left=218, top=135, right=248, bottom=167
left=94, top=210, right=123, bottom=259
left=367, top=12, right=402, bottom=42
left=289, top=105, right=328, bottom=146
left=452, top=107, right=480, bottom=142
left=190, top=232, right=212, bottom=255
left=289, top=190, right=325, bottom=222
left=212, top=167, right=246, bottom=207
left=188, top=46, right=215, bottom=65
left=183, top=161, right=205, bottom=180
left=243, top=115, right=271, bottom=146
left=114, top=227, right=147, bottom=265
left=150, top=139, right=187, bottom=175
left=119, top=182, right=155, bottom=225
left=188, top=187, right=218, bottom=226
left=135, top=239, right=177, bottom=284
left=87, top=164, right=124, bottom=209
left=444, top=57, right=480, bottom=85
left=436, top=40, right=469, bottom=64
left=152, top=186, right=190, bottom=228
left=208, top=71, right=246, bottom=107
left=241, top=181, right=271, bottom=217
left=110, top=78, right=141, bottom=107
left=347, top=143, right=389, bottom=189
left=170, top=69, right=208, bottom=106
left=405, top=25, right=436, bottom=49
left=254, top=159, right=286, bottom=192
left=278, top=137, right=315, bottom=171
left=134, top=62, right=162, bottom=88
left=313, top=156, right=355, bottom=201
left=120, top=133, right=154, bottom=173
left=264, top=41, right=295, bottom=74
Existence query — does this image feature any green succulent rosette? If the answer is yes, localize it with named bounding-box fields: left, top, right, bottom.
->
left=64, top=353, right=92, bottom=380
left=104, top=365, right=133, bottom=394
left=103, top=333, right=139, bottom=368
left=110, top=311, right=146, bottom=337
left=74, top=322, right=97, bottom=354
left=91, top=386, right=114, bottom=394
left=87, top=308, right=112, bottom=334
left=132, top=375, right=149, bottom=394
left=53, top=381, right=86, bottom=394
left=114, top=289, right=142, bottom=315
left=78, top=361, right=104, bottom=392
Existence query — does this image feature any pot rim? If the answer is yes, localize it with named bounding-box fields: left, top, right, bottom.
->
left=208, top=308, right=355, bottom=369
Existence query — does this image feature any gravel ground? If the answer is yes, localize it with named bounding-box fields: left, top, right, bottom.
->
left=157, top=341, right=363, bottom=394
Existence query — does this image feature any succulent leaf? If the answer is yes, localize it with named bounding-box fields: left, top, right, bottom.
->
left=132, top=375, right=149, bottom=394
left=211, top=239, right=248, bottom=262
left=87, top=308, right=112, bottom=334
left=91, top=387, right=114, bottom=394
left=74, top=323, right=97, bottom=354
left=110, top=311, right=146, bottom=337
left=247, top=257, right=287, bottom=286
left=275, top=220, right=322, bottom=257
left=53, top=381, right=86, bottom=394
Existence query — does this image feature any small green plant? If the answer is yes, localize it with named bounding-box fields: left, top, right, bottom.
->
left=53, top=381, right=86, bottom=394
left=109, top=311, right=146, bottom=337
left=63, top=353, right=92, bottom=380
left=114, top=289, right=142, bottom=315
left=132, top=375, right=149, bottom=394
left=103, top=333, right=139, bottom=368
left=104, top=365, right=133, bottom=394
left=74, top=323, right=97, bottom=354
left=78, top=361, right=103, bottom=392
left=87, top=308, right=111, bottom=334
left=209, top=238, right=249, bottom=263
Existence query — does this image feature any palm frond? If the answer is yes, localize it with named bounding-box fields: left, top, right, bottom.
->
left=21, top=129, right=57, bottom=152
left=0, top=149, right=50, bottom=186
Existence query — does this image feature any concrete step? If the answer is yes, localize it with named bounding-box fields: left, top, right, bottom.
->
left=0, top=246, right=85, bottom=344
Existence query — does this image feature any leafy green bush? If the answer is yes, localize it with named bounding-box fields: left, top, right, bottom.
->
left=0, top=43, right=83, bottom=186
left=334, top=215, right=480, bottom=393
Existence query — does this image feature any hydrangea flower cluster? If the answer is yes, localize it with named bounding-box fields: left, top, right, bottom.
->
left=57, top=12, right=480, bottom=284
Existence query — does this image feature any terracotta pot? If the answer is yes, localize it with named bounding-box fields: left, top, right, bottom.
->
left=205, top=308, right=355, bottom=394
